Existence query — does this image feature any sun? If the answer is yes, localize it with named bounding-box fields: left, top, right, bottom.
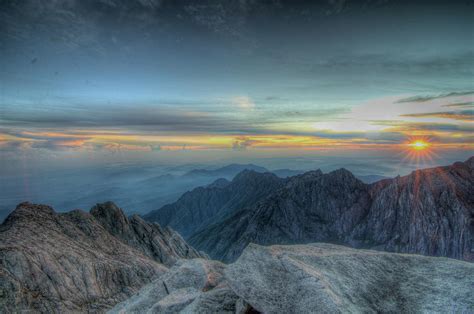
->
left=400, top=137, right=438, bottom=166
left=408, top=140, right=430, bottom=151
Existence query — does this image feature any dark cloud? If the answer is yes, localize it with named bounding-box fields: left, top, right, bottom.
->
left=280, top=107, right=350, bottom=119
left=373, top=120, right=474, bottom=133
left=401, top=110, right=473, bottom=121
left=0, top=103, right=254, bottom=134
left=442, top=102, right=474, bottom=108
left=0, top=100, right=352, bottom=136
left=396, top=91, right=474, bottom=103
left=306, top=53, right=474, bottom=79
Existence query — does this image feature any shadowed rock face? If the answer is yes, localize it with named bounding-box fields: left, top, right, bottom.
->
left=112, top=243, right=474, bottom=313
left=188, top=157, right=474, bottom=262
left=90, top=202, right=204, bottom=266
left=144, top=170, right=285, bottom=238
left=0, top=202, right=203, bottom=313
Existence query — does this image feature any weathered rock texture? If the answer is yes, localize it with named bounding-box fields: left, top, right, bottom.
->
left=0, top=201, right=203, bottom=313
left=188, top=157, right=474, bottom=262
left=112, top=243, right=474, bottom=313
left=110, top=258, right=243, bottom=314
left=91, top=201, right=203, bottom=266
left=225, top=243, right=474, bottom=313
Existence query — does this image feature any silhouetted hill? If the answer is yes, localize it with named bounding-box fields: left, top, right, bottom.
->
left=183, top=163, right=268, bottom=177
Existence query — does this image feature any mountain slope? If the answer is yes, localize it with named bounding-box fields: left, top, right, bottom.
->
left=189, top=169, right=371, bottom=261
left=143, top=170, right=285, bottom=238
left=189, top=158, right=474, bottom=262
left=0, top=202, right=203, bottom=312
left=90, top=201, right=203, bottom=266
left=351, top=157, right=474, bottom=260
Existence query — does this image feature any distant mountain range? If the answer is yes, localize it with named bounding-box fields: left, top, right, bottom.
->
left=0, top=162, right=388, bottom=222
left=142, top=166, right=388, bottom=236
left=145, top=157, right=474, bottom=263
left=183, top=163, right=267, bottom=177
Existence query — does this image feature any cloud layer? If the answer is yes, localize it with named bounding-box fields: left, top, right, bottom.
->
left=1, top=92, right=472, bottom=153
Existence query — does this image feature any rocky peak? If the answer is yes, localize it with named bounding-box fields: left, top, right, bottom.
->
left=291, top=169, right=323, bottom=180
left=206, top=178, right=230, bottom=189
left=464, top=156, right=474, bottom=168
left=1, top=202, right=55, bottom=228
left=326, top=168, right=359, bottom=182
left=90, top=201, right=129, bottom=235
left=284, top=169, right=323, bottom=189
left=89, top=202, right=205, bottom=265
left=232, top=169, right=277, bottom=183
left=144, top=169, right=285, bottom=239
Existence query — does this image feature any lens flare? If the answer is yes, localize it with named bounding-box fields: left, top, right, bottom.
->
left=400, top=137, right=438, bottom=168
left=408, top=140, right=430, bottom=151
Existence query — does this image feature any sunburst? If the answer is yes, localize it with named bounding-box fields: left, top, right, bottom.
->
left=401, top=136, right=438, bottom=166
left=408, top=140, right=430, bottom=151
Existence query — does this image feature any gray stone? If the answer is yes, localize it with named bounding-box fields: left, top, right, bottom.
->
left=182, top=283, right=243, bottom=314
left=150, top=287, right=200, bottom=313
left=225, top=243, right=474, bottom=313
left=109, top=258, right=230, bottom=313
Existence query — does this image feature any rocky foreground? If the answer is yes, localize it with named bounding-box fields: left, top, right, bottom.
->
left=111, top=243, right=474, bottom=313
left=0, top=201, right=472, bottom=313
left=0, top=202, right=204, bottom=312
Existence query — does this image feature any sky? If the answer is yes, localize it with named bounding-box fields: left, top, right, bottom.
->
left=0, top=0, right=473, bottom=174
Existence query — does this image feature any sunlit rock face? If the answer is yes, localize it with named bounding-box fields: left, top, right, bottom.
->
left=0, top=202, right=204, bottom=313
left=351, top=157, right=474, bottom=261
left=188, top=157, right=474, bottom=263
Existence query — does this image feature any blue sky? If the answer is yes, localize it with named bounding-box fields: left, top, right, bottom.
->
left=0, top=0, right=473, bottom=169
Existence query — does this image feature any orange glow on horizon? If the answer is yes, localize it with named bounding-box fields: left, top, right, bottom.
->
left=1, top=129, right=473, bottom=153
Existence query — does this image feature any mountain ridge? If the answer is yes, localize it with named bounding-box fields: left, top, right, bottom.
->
left=143, top=169, right=285, bottom=238
left=144, top=157, right=474, bottom=263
